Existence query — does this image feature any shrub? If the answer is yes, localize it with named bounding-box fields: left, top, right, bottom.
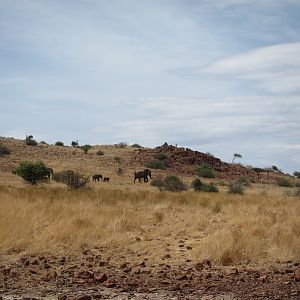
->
left=236, top=177, right=251, bottom=187
left=295, top=182, right=300, bottom=188
left=12, top=161, right=50, bottom=185
left=25, top=137, right=38, bottom=146
left=191, top=178, right=202, bottom=191
left=228, top=182, right=244, bottom=194
left=96, top=150, right=104, bottom=156
left=294, top=171, right=300, bottom=179
left=191, top=178, right=219, bottom=193
left=151, top=175, right=186, bottom=192
left=200, top=183, right=219, bottom=193
left=114, top=156, right=121, bottom=164
left=196, top=164, right=215, bottom=178
left=0, top=145, right=11, bottom=156
left=151, top=176, right=164, bottom=190
left=146, top=160, right=166, bottom=170
left=80, top=144, right=92, bottom=154
left=154, top=152, right=168, bottom=161
left=40, top=141, right=47, bottom=145
left=55, top=141, right=64, bottom=146
left=278, top=178, right=294, bottom=187
left=163, top=175, right=187, bottom=192
left=52, top=170, right=89, bottom=189
left=115, top=142, right=127, bottom=148
left=131, top=143, right=143, bottom=148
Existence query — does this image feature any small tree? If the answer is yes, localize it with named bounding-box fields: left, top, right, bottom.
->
left=12, top=161, right=50, bottom=185
left=293, top=171, right=300, bottom=179
left=71, top=140, right=79, bottom=147
left=80, top=144, right=92, bottom=154
left=232, top=153, right=242, bottom=163
left=272, top=165, right=279, bottom=172
left=55, top=141, right=64, bottom=146
left=0, top=145, right=11, bottom=156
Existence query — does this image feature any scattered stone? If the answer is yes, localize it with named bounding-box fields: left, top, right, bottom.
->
left=95, top=273, right=107, bottom=283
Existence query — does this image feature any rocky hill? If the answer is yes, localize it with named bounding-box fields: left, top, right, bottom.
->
left=0, top=137, right=290, bottom=183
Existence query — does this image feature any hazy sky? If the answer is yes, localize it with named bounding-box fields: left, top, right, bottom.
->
left=1, top=0, right=300, bottom=173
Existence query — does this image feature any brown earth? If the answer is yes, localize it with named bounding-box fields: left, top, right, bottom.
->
left=1, top=249, right=300, bottom=299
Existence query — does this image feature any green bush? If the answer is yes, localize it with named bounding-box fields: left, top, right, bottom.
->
left=228, top=182, right=244, bottom=194
left=278, top=178, right=294, bottom=187
left=12, top=161, right=50, bottom=185
left=294, top=171, right=300, bottom=179
left=154, top=152, right=168, bottom=161
left=163, top=175, right=187, bottom=192
left=131, top=143, right=143, bottom=148
left=151, top=175, right=186, bottom=192
left=196, top=164, right=215, bottom=178
left=0, top=145, right=11, bottom=156
left=55, top=141, right=64, bottom=146
left=150, top=176, right=164, bottom=190
left=236, top=177, right=251, bottom=187
left=71, top=141, right=79, bottom=147
left=114, top=156, right=121, bottom=164
left=191, top=178, right=219, bottom=193
left=25, top=138, right=38, bottom=146
left=80, top=144, right=92, bottom=154
left=52, top=170, right=89, bottom=189
left=40, top=141, right=47, bottom=145
left=146, top=160, right=166, bottom=170
left=96, top=150, right=104, bottom=156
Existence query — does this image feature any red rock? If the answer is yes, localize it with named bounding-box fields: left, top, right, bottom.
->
left=76, top=295, right=91, bottom=300
left=28, top=266, right=39, bottom=274
left=131, top=267, right=141, bottom=274
left=293, top=268, right=300, bottom=281
left=95, top=273, right=107, bottom=283
left=175, top=273, right=187, bottom=281
left=104, top=280, right=117, bottom=288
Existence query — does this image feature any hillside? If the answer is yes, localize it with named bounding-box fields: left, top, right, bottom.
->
left=0, top=137, right=291, bottom=186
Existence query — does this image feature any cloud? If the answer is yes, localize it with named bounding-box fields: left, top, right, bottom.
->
left=197, top=42, right=300, bottom=94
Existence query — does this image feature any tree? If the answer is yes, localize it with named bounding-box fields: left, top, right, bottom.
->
left=294, top=171, right=300, bottom=179
left=12, top=161, right=50, bottom=185
left=80, top=144, right=92, bottom=154
left=71, top=140, right=79, bottom=147
left=272, top=165, right=279, bottom=171
left=232, top=153, right=242, bottom=163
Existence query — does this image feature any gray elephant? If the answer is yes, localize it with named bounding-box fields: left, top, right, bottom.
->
left=134, top=169, right=152, bottom=183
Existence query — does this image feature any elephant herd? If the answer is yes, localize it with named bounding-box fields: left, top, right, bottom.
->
left=92, top=168, right=152, bottom=183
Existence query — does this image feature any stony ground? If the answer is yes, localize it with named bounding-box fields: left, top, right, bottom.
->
left=1, top=248, right=299, bottom=300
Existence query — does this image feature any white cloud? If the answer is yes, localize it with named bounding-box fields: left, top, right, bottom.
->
left=200, top=42, right=300, bottom=93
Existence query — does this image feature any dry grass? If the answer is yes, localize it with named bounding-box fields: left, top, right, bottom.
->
left=0, top=184, right=299, bottom=266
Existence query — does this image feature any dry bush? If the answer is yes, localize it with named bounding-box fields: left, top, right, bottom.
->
left=0, top=185, right=299, bottom=266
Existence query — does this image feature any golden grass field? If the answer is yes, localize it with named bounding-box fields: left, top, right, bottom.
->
left=0, top=138, right=300, bottom=268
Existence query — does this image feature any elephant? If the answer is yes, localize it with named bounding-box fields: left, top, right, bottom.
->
left=134, top=169, right=152, bottom=183
left=92, top=174, right=103, bottom=181
left=103, top=177, right=110, bottom=182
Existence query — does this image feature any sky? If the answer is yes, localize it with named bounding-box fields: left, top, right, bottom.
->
left=0, top=0, right=300, bottom=173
